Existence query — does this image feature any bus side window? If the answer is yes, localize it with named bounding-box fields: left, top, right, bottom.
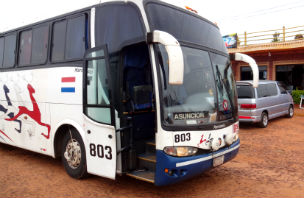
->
left=0, top=37, right=4, bottom=68
left=52, top=20, right=67, bottom=62
left=19, top=30, right=33, bottom=66
left=3, top=34, right=16, bottom=68
left=51, top=14, right=87, bottom=62
left=31, top=25, right=49, bottom=65
left=65, top=15, right=86, bottom=60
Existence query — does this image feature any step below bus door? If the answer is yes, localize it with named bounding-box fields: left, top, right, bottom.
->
left=83, top=46, right=117, bottom=179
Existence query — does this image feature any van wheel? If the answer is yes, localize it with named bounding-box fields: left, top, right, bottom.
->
left=259, top=112, right=268, bottom=128
left=287, top=105, right=294, bottom=118
left=61, top=128, right=88, bottom=179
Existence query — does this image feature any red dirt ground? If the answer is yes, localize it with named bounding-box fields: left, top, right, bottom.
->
left=0, top=107, right=303, bottom=198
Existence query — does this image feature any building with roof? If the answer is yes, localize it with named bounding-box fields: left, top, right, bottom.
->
left=228, top=25, right=304, bottom=90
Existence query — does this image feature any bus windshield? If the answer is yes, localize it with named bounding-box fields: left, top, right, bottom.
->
left=145, top=1, right=227, bottom=54
left=157, top=45, right=237, bottom=127
left=147, top=2, right=238, bottom=127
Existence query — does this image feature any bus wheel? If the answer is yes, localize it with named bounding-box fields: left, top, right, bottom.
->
left=61, top=128, right=88, bottom=179
left=258, top=112, right=268, bottom=128
left=286, top=105, right=294, bottom=118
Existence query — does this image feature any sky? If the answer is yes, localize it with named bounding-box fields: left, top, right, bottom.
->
left=0, top=0, right=303, bottom=36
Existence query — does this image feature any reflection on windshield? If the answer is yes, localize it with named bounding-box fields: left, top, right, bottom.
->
left=157, top=45, right=237, bottom=127
left=210, top=53, right=237, bottom=121
left=158, top=45, right=217, bottom=126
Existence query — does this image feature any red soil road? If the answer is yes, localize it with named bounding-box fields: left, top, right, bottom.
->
left=0, top=108, right=303, bottom=198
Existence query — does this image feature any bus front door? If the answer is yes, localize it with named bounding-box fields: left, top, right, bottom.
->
left=84, top=116, right=116, bottom=179
left=83, top=46, right=117, bottom=179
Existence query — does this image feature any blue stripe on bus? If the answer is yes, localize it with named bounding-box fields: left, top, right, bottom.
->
left=154, top=139, right=240, bottom=186
left=61, top=87, right=75, bottom=93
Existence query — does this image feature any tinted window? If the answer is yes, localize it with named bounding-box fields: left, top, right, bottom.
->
left=257, top=84, right=267, bottom=98
left=52, top=20, right=67, bottom=62
left=146, top=3, right=227, bottom=53
left=267, top=83, right=278, bottom=96
left=237, top=85, right=255, bottom=98
left=66, top=15, right=86, bottom=60
left=257, top=83, right=277, bottom=98
left=31, top=25, right=49, bottom=64
left=278, top=85, right=287, bottom=94
left=95, top=4, right=145, bottom=53
left=0, top=37, right=4, bottom=67
left=3, top=34, right=16, bottom=68
left=19, top=30, right=33, bottom=66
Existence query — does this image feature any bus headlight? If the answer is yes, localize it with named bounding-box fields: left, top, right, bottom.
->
left=164, top=146, right=198, bottom=157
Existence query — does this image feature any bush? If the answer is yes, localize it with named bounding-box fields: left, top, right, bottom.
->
left=272, top=32, right=280, bottom=42
left=295, top=34, right=303, bottom=40
left=291, top=90, right=304, bottom=104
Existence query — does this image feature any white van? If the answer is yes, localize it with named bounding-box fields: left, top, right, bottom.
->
left=237, top=81, right=294, bottom=127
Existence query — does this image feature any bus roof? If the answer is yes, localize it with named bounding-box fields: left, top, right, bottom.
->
left=0, top=0, right=215, bottom=36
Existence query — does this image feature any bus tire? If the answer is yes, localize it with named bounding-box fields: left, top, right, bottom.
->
left=286, top=105, right=294, bottom=118
left=61, top=128, right=88, bottom=179
left=258, top=112, right=268, bottom=128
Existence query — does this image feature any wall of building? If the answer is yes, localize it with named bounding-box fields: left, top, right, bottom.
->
left=231, top=49, right=304, bottom=88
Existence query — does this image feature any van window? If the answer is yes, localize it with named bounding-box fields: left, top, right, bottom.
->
left=278, top=85, right=287, bottom=94
left=267, top=83, right=278, bottom=96
left=237, top=85, right=255, bottom=98
left=257, top=84, right=267, bottom=98
left=257, top=83, right=277, bottom=98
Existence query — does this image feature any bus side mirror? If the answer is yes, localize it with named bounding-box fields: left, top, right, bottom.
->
left=230, top=53, right=259, bottom=88
left=147, top=30, right=184, bottom=85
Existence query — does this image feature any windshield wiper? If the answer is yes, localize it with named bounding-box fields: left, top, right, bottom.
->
left=215, top=65, right=235, bottom=115
left=158, top=52, right=167, bottom=90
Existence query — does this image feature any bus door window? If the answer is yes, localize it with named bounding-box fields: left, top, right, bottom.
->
left=85, top=48, right=112, bottom=125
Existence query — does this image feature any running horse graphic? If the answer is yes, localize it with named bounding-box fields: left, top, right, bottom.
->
left=0, top=85, right=22, bottom=133
left=5, top=84, right=51, bottom=139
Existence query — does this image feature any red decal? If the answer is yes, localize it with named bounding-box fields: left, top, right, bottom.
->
left=197, top=135, right=207, bottom=147
left=223, top=100, right=228, bottom=111
left=0, top=129, right=14, bottom=142
left=5, top=84, right=51, bottom=139
left=61, top=77, right=75, bottom=83
left=233, top=123, right=239, bottom=133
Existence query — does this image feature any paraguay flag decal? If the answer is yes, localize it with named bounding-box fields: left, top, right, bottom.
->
left=61, top=77, right=76, bottom=93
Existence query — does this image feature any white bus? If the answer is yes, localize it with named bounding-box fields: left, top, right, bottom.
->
left=0, top=0, right=259, bottom=186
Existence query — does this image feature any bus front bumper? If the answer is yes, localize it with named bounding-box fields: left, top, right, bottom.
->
left=155, top=139, right=240, bottom=186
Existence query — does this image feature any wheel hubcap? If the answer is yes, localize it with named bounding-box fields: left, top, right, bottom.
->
left=64, top=139, right=81, bottom=169
left=263, top=115, right=268, bottom=126
left=290, top=107, right=294, bottom=116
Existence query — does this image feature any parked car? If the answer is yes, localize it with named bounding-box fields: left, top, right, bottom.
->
left=236, top=80, right=294, bottom=127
